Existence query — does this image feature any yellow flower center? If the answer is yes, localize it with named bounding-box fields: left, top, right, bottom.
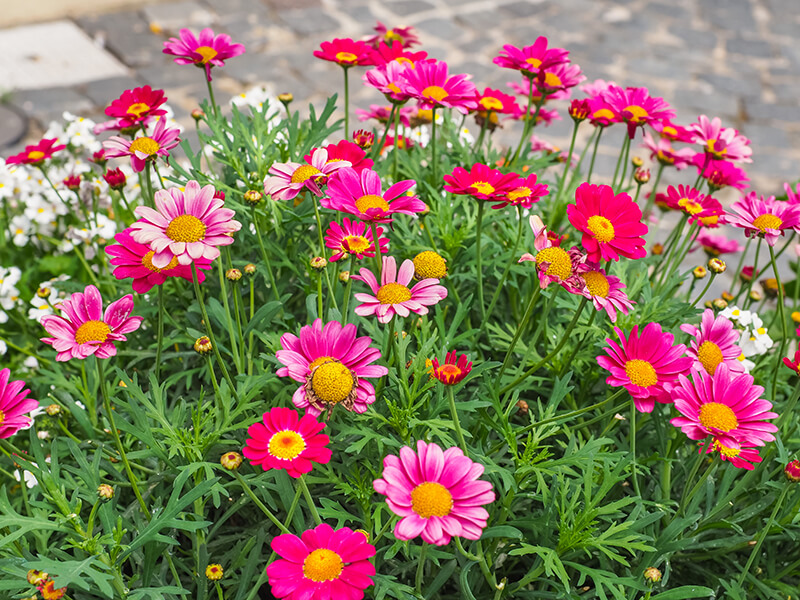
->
left=661, top=125, right=677, bottom=139
left=129, top=136, right=161, bottom=156
left=27, top=150, right=46, bottom=161
left=166, top=214, right=207, bottom=243
left=290, top=165, right=322, bottom=184
left=438, top=364, right=462, bottom=378
left=384, top=29, right=402, bottom=42
left=413, top=251, right=447, bottom=279
left=507, top=187, right=531, bottom=203
left=623, top=104, right=649, bottom=123
left=534, top=247, right=572, bottom=280
left=697, top=341, right=724, bottom=375
left=376, top=282, right=412, bottom=304
left=713, top=440, right=741, bottom=458
left=74, top=320, right=111, bottom=345
left=387, top=82, right=402, bottom=95
left=706, top=139, right=726, bottom=157
left=699, top=402, right=738, bottom=432
left=422, top=85, right=449, bottom=102
left=195, top=45, right=218, bottom=64
left=657, top=150, right=675, bottom=165
left=302, top=549, right=343, bottom=582
left=126, top=102, right=150, bottom=118
left=343, top=235, right=370, bottom=254
left=355, top=194, right=390, bottom=214
left=581, top=270, right=610, bottom=298
left=335, top=51, right=358, bottom=63
left=752, top=214, right=783, bottom=232
left=311, top=360, right=355, bottom=405
left=142, top=250, right=179, bottom=272
left=0, top=410, right=5, bottom=426
left=586, top=215, right=616, bottom=243
left=593, top=108, right=615, bottom=120
left=543, top=71, right=562, bottom=88
left=479, top=97, right=503, bottom=111
left=308, top=355, right=336, bottom=370
left=678, top=198, right=703, bottom=215
left=525, top=57, right=542, bottom=67
left=395, top=56, right=414, bottom=66
left=624, top=359, right=657, bottom=387
left=411, top=481, right=453, bottom=518
left=267, top=430, right=306, bottom=460
left=470, top=181, right=495, bottom=195
left=699, top=215, right=719, bottom=227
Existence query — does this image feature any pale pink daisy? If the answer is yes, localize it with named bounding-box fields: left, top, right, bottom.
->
left=692, top=231, right=744, bottom=257
left=102, top=118, right=180, bottom=173
left=690, top=115, right=752, bottom=163
left=322, top=167, right=426, bottom=223
left=726, top=192, right=800, bottom=246
left=352, top=256, right=447, bottom=323
left=680, top=309, right=744, bottom=376
left=785, top=182, right=800, bottom=205
left=163, top=27, right=245, bottom=81
left=264, top=148, right=351, bottom=201
left=641, top=131, right=694, bottom=170
left=363, top=61, right=414, bottom=103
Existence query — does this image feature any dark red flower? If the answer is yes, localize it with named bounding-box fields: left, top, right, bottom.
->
left=431, top=351, right=472, bottom=385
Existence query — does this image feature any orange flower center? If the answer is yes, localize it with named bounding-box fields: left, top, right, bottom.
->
left=525, top=57, right=542, bottom=68
left=411, top=481, right=453, bottom=518
left=752, top=214, right=783, bottom=232
left=303, top=549, right=343, bottom=582
left=422, top=85, right=449, bottom=102
left=195, top=45, right=218, bottom=64
left=129, top=136, right=160, bottom=156
left=697, top=341, right=724, bottom=375
left=592, top=108, right=615, bottom=120
left=126, top=102, right=151, bottom=118
left=355, top=194, right=390, bottom=214
left=713, top=440, right=741, bottom=458
left=581, top=270, right=610, bottom=298
left=534, top=247, right=572, bottom=280
left=166, top=214, right=206, bottom=243
left=479, top=97, right=503, bottom=111
left=387, top=82, right=402, bottom=95
left=343, top=235, right=370, bottom=254
left=699, top=402, right=738, bottom=432
left=586, top=215, right=616, bottom=243
left=75, top=320, right=111, bottom=345
left=413, top=251, right=447, bottom=279
left=376, top=282, right=412, bottom=304
left=438, top=364, right=462, bottom=379
left=661, top=125, right=677, bottom=139
left=27, top=150, right=46, bottom=161
left=470, top=181, right=495, bottom=195
left=624, top=359, right=657, bottom=387
left=142, top=250, right=179, bottom=272
left=0, top=410, right=5, bottom=426
left=335, top=51, right=358, bottom=64
left=291, top=164, right=322, bottom=184
left=268, top=430, right=306, bottom=460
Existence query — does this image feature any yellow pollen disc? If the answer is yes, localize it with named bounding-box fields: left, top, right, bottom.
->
left=525, top=57, right=542, bottom=68
left=385, top=30, right=402, bottom=42
left=413, top=251, right=447, bottom=279
left=142, top=250, right=179, bottom=272
left=752, top=214, right=783, bottom=232
left=290, top=164, right=322, bottom=184
left=543, top=71, right=562, bottom=88
left=713, top=440, right=741, bottom=458
left=355, top=194, right=390, bottom=214
left=303, top=549, right=343, bottom=582
left=706, top=139, right=726, bottom=156
left=586, top=215, right=616, bottom=243
left=395, top=56, right=413, bottom=66
left=126, top=102, right=150, bottom=117
left=699, top=215, right=719, bottom=227
left=411, top=482, right=453, bottom=518
left=507, top=187, right=531, bottom=203
left=661, top=125, right=677, bottom=138
left=166, top=214, right=207, bottom=243
left=756, top=327, right=766, bottom=335
left=195, top=45, right=218, bottom=63
left=376, top=282, right=412, bottom=304
left=129, top=136, right=160, bottom=156
left=624, top=359, right=657, bottom=387
left=657, top=150, right=675, bottom=164
left=581, top=270, right=610, bottom=298
left=343, top=235, right=370, bottom=254
left=387, top=82, right=402, bottom=94
left=623, top=104, right=649, bottom=122
left=267, top=430, right=306, bottom=460
left=75, top=320, right=111, bottom=345
left=534, top=247, right=572, bottom=280
left=422, top=85, right=449, bottom=102
left=593, top=108, right=615, bottom=120
left=438, top=364, right=462, bottom=378
left=27, top=150, right=46, bottom=161
left=335, top=51, right=358, bottom=63
left=470, top=181, right=495, bottom=195
left=308, top=355, right=336, bottom=370
left=678, top=198, right=703, bottom=215
left=697, top=341, right=724, bottom=375
left=311, top=361, right=355, bottom=405
left=0, top=410, right=5, bottom=425
left=699, top=402, right=738, bottom=432
left=479, top=97, right=503, bottom=111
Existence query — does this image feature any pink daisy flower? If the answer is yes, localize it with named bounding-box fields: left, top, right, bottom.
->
left=518, top=216, right=587, bottom=293
left=509, top=105, right=562, bottom=127
left=507, top=78, right=570, bottom=102
left=275, top=319, right=388, bottom=416
left=664, top=185, right=723, bottom=226
left=431, top=351, right=473, bottom=385
left=785, top=182, right=800, bottom=205
left=578, top=263, right=634, bottom=323
left=163, top=27, right=245, bottom=81
left=475, top=87, right=519, bottom=115
left=40, top=285, right=143, bottom=362
left=243, top=407, right=331, bottom=478
left=705, top=439, right=763, bottom=470
left=356, top=104, right=415, bottom=126
left=352, top=256, right=448, bottom=324
left=651, top=119, right=694, bottom=143
left=0, top=369, right=39, bottom=439
left=102, top=118, right=180, bottom=173
left=314, top=38, right=373, bottom=67
left=325, top=218, right=388, bottom=262
left=373, top=440, right=495, bottom=546
left=399, top=60, right=478, bottom=114
left=567, top=183, right=648, bottom=262
left=304, top=140, right=373, bottom=174
left=130, top=181, right=241, bottom=269
left=491, top=173, right=549, bottom=210
left=268, top=523, right=376, bottom=600
left=443, top=163, right=518, bottom=201
left=596, top=322, right=693, bottom=413
left=366, top=40, right=427, bottom=66
left=493, top=37, right=569, bottom=76
left=602, top=85, right=675, bottom=138
left=726, top=192, right=800, bottom=247
left=580, top=79, right=616, bottom=97
left=690, top=115, right=752, bottom=163
left=264, top=148, right=351, bottom=201
left=322, top=167, right=425, bottom=223
left=535, top=61, right=585, bottom=94
left=105, top=229, right=212, bottom=293
left=680, top=309, right=744, bottom=376
left=365, top=22, right=421, bottom=48
left=669, top=364, right=778, bottom=449
left=103, top=85, right=167, bottom=130
left=587, top=94, right=620, bottom=127
left=6, top=138, right=66, bottom=166
left=695, top=156, right=750, bottom=191
left=363, top=60, right=414, bottom=103
left=641, top=132, right=694, bottom=169
left=692, top=231, right=744, bottom=257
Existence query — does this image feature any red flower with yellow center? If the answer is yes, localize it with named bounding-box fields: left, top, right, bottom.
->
left=443, top=163, right=518, bottom=201
left=6, top=138, right=66, bottom=166
left=431, top=351, right=472, bottom=385
left=314, top=38, right=373, bottom=66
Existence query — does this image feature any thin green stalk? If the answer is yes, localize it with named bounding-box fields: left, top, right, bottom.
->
left=511, top=75, right=535, bottom=164
left=642, top=163, right=665, bottom=216
left=735, top=238, right=762, bottom=304
left=431, top=107, right=438, bottom=186
left=231, top=279, right=246, bottom=369
left=372, top=104, right=397, bottom=161
left=251, top=207, right=280, bottom=301
left=769, top=244, right=788, bottom=401
left=316, top=271, right=324, bottom=320
left=690, top=273, right=717, bottom=306
left=343, top=66, right=350, bottom=139
left=205, top=77, right=219, bottom=119
left=629, top=402, right=641, bottom=497
left=653, top=216, right=688, bottom=285
left=298, top=475, right=322, bottom=525
left=481, top=206, right=525, bottom=337
left=475, top=200, right=487, bottom=322
left=233, top=472, right=291, bottom=534
left=455, top=537, right=496, bottom=589
left=611, top=134, right=630, bottom=190
left=392, top=104, right=401, bottom=181
left=415, top=544, right=428, bottom=595
left=155, top=285, right=165, bottom=380
left=679, top=454, right=716, bottom=516
left=736, top=485, right=791, bottom=587
left=370, top=221, right=383, bottom=279
left=341, top=256, right=354, bottom=325
left=586, top=127, right=604, bottom=183
left=496, top=285, right=541, bottom=382
left=217, top=259, right=243, bottom=375
left=616, top=134, right=632, bottom=191
left=557, top=121, right=580, bottom=199
left=447, top=386, right=468, bottom=454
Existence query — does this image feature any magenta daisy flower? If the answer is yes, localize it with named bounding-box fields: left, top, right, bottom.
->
left=491, top=173, right=549, bottom=209
left=268, top=523, right=376, bottom=600
left=587, top=94, right=620, bottom=127
left=243, top=407, right=331, bottom=478
left=492, top=37, right=569, bottom=76
left=726, top=192, right=800, bottom=246
left=596, top=322, right=693, bottom=413
left=352, top=256, right=447, bottom=324
left=304, top=140, right=373, bottom=174
left=373, top=440, right=495, bottom=546
left=40, top=285, right=143, bottom=362
left=690, top=115, right=752, bottom=163
left=322, top=167, right=425, bottom=223
left=602, top=85, right=675, bottom=138
left=567, top=183, right=648, bottom=262
left=785, top=182, right=800, bottom=205
left=641, top=132, right=695, bottom=169
left=680, top=309, right=744, bottom=376
left=399, top=60, right=478, bottom=114
left=363, top=61, right=414, bottom=103
left=6, top=138, right=66, bottom=166
left=275, top=319, right=388, bottom=416
left=476, top=87, right=519, bottom=115
left=431, top=351, right=472, bottom=385
left=651, top=120, right=694, bottom=143
left=102, top=118, right=180, bottom=173
left=578, top=263, right=634, bottom=323
left=669, top=364, right=778, bottom=449
left=518, top=215, right=587, bottom=293
left=325, top=218, right=388, bottom=262
left=130, top=181, right=241, bottom=269
left=105, top=229, right=212, bottom=293
left=366, top=22, right=421, bottom=49
left=104, top=85, right=167, bottom=129
left=163, top=27, right=245, bottom=81
left=0, top=369, right=39, bottom=439
left=313, top=38, right=373, bottom=66
left=535, top=61, right=585, bottom=94
left=692, top=231, right=744, bottom=257
left=705, top=439, right=763, bottom=470
left=264, top=148, right=351, bottom=201
left=664, top=185, right=724, bottom=227
left=367, top=40, right=427, bottom=67
left=443, top=163, right=518, bottom=201
left=695, top=156, right=750, bottom=191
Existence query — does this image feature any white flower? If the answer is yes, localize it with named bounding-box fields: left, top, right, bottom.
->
left=0, top=340, right=6, bottom=355
left=736, top=353, right=755, bottom=373
left=13, top=457, right=50, bottom=489
left=23, top=356, right=39, bottom=370
left=740, top=326, right=773, bottom=357
left=9, top=214, right=32, bottom=247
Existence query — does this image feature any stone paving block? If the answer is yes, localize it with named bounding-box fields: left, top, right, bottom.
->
left=698, top=73, right=761, bottom=98
left=726, top=37, right=774, bottom=59
left=77, top=11, right=162, bottom=69
left=740, top=123, right=792, bottom=150
left=499, top=1, right=547, bottom=18
left=385, top=0, right=435, bottom=17
left=13, top=87, right=95, bottom=126
left=138, top=55, right=210, bottom=90
left=0, top=105, right=28, bottom=149
left=698, top=0, right=753, bottom=30
left=413, top=18, right=468, bottom=42
left=81, top=76, right=145, bottom=107
left=671, top=88, right=739, bottom=121
left=745, top=101, right=800, bottom=124
left=222, top=50, right=292, bottom=85
left=343, top=5, right=378, bottom=25
left=203, top=0, right=269, bottom=15
left=143, top=1, right=217, bottom=30
left=645, top=1, right=690, bottom=21
left=278, top=8, right=340, bottom=36
left=666, top=25, right=719, bottom=51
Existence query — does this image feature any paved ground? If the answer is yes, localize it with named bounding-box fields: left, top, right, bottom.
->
left=1, top=0, right=799, bottom=194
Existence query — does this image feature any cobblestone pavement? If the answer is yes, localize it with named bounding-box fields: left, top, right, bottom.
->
left=1, top=0, right=798, bottom=193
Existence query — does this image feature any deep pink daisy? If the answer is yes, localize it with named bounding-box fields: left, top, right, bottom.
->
left=431, top=351, right=472, bottom=385
left=275, top=319, right=388, bottom=417
left=518, top=215, right=587, bottom=293
left=366, top=40, right=427, bottom=66
left=6, top=138, right=66, bottom=166
left=363, top=60, right=414, bottom=103
left=322, top=167, right=425, bottom=223
left=373, top=440, right=495, bottom=546
left=680, top=309, right=744, bottom=376
left=105, top=229, right=211, bottom=293
left=694, top=155, right=750, bottom=191
left=163, top=27, right=245, bottom=81
left=705, top=439, right=763, bottom=470
left=399, top=60, right=478, bottom=114
left=785, top=182, right=800, bottom=205
left=567, top=183, right=648, bottom=262
left=490, top=173, right=549, bottom=209
left=130, top=181, right=241, bottom=269
left=243, top=407, right=331, bottom=478
left=268, top=523, right=376, bottom=600
left=492, top=37, right=569, bottom=76
left=508, top=78, right=570, bottom=102
left=535, top=61, right=585, bottom=94
left=102, top=118, right=180, bottom=173
left=651, top=120, right=694, bottom=143
left=587, top=94, right=620, bottom=127
left=365, top=22, right=421, bottom=49
left=669, top=364, right=778, bottom=449
left=40, top=285, right=143, bottom=362
left=304, top=140, right=373, bottom=174
left=578, top=263, right=634, bottom=323
left=664, top=185, right=724, bottom=227
left=475, top=87, right=519, bottom=115
left=641, top=132, right=694, bottom=169
left=265, top=148, right=352, bottom=201
left=596, top=322, right=693, bottom=413
left=325, top=218, right=388, bottom=262
left=0, top=369, right=39, bottom=439
left=726, top=192, right=800, bottom=246
left=314, top=38, right=373, bottom=66
left=692, top=231, right=744, bottom=257
left=104, top=85, right=167, bottom=129
left=352, top=256, right=448, bottom=324
left=602, top=85, right=675, bottom=138
left=690, top=115, right=752, bottom=163
left=443, top=163, right=518, bottom=201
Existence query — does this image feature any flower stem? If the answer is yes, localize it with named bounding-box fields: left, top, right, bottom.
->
left=642, top=162, right=665, bottom=216
left=415, top=544, right=428, bottom=595
left=447, top=386, right=468, bottom=455
left=205, top=77, right=219, bottom=119
left=690, top=272, right=717, bottom=306
left=511, top=75, right=535, bottom=164
left=250, top=207, right=280, bottom=302
left=496, top=285, right=541, bottom=382
left=430, top=107, right=438, bottom=186
left=341, top=256, right=354, bottom=325
left=557, top=120, right=580, bottom=200
left=586, top=127, right=604, bottom=183
left=155, top=285, right=165, bottom=380
left=769, top=243, right=788, bottom=402
left=343, top=66, right=350, bottom=140
left=737, top=485, right=791, bottom=587
left=392, top=104, right=401, bottom=181
left=217, top=259, right=243, bottom=375
left=233, top=472, right=291, bottom=534
left=629, top=401, right=641, bottom=496
left=475, top=200, right=487, bottom=322
left=298, top=475, right=322, bottom=525
left=373, top=104, right=397, bottom=161
left=735, top=237, right=762, bottom=305
left=370, top=221, right=382, bottom=279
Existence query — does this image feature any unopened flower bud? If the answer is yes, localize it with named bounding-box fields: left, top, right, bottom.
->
left=692, top=266, right=707, bottom=279
left=226, top=268, right=242, bottom=282
left=278, top=93, right=293, bottom=105
left=516, top=399, right=529, bottom=412
left=243, top=189, right=263, bottom=206
left=339, top=270, right=350, bottom=283
left=310, top=256, right=327, bottom=270
left=740, top=265, right=755, bottom=282
left=712, top=298, right=728, bottom=310
left=352, top=129, right=374, bottom=150
left=355, top=529, right=370, bottom=541
left=63, top=174, right=81, bottom=191
left=721, top=291, right=734, bottom=302
left=785, top=460, right=800, bottom=482
left=191, top=108, right=205, bottom=122
left=45, top=404, right=61, bottom=416
left=631, top=156, right=644, bottom=168
left=194, top=336, right=213, bottom=355
left=760, top=277, right=781, bottom=298
left=213, top=190, right=226, bottom=201
left=103, top=168, right=127, bottom=191
left=27, top=570, right=48, bottom=586
left=708, top=258, right=726, bottom=274
left=643, top=567, right=662, bottom=583
left=220, top=451, right=242, bottom=470
left=791, top=311, right=800, bottom=324
left=97, top=483, right=114, bottom=500
left=205, top=564, right=224, bottom=581
left=704, top=300, right=714, bottom=309
left=91, top=149, right=107, bottom=166
left=244, top=263, right=256, bottom=275
left=651, top=243, right=664, bottom=256
left=634, top=167, right=650, bottom=184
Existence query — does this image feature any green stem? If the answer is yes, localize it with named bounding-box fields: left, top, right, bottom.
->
left=316, top=271, right=324, bottom=320
left=642, top=163, right=665, bottom=216
left=343, top=66, right=350, bottom=140
left=298, top=475, right=321, bottom=525
left=233, top=472, right=291, bottom=534
left=370, top=222, right=383, bottom=279
left=496, top=285, right=541, bottom=381
left=155, top=285, right=165, bottom=380
left=372, top=104, right=397, bottom=161
left=341, top=256, right=354, bottom=325
left=557, top=121, right=580, bottom=199
left=431, top=107, right=438, bottom=186
left=415, top=544, right=428, bottom=595
left=392, top=104, right=400, bottom=181
left=679, top=453, right=715, bottom=516
left=611, top=135, right=630, bottom=191
left=690, top=273, right=717, bottom=306
left=475, top=200, right=486, bottom=322
left=447, top=386, right=468, bottom=454
left=251, top=207, right=280, bottom=302
left=769, top=244, right=788, bottom=402
left=481, top=206, right=525, bottom=337
left=629, top=401, right=641, bottom=497
left=511, top=76, right=536, bottom=164
left=735, top=238, right=762, bottom=305
left=205, top=77, right=219, bottom=119
left=586, top=127, right=604, bottom=183
left=736, top=486, right=791, bottom=587
left=217, top=259, right=243, bottom=375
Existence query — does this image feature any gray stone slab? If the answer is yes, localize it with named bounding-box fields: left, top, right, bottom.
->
left=203, top=0, right=270, bottom=13
left=143, top=1, right=217, bottom=29
left=726, top=37, right=774, bottom=58
left=386, top=0, right=435, bottom=17
left=744, top=100, right=800, bottom=123
left=413, top=18, right=467, bottom=42
left=278, top=8, right=340, bottom=35
left=740, top=123, right=792, bottom=150
left=344, top=5, right=378, bottom=24
left=698, top=73, right=761, bottom=98
left=0, top=104, right=27, bottom=149
left=13, top=87, right=95, bottom=126
left=77, top=10, right=161, bottom=69
left=499, top=0, right=547, bottom=17
left=81, top=76, right=145, bottom=108
left=667, top=25, right=719, bottom=51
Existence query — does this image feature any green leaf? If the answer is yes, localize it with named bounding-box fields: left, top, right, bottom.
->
left=654, top=586, right=716, bottom=600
